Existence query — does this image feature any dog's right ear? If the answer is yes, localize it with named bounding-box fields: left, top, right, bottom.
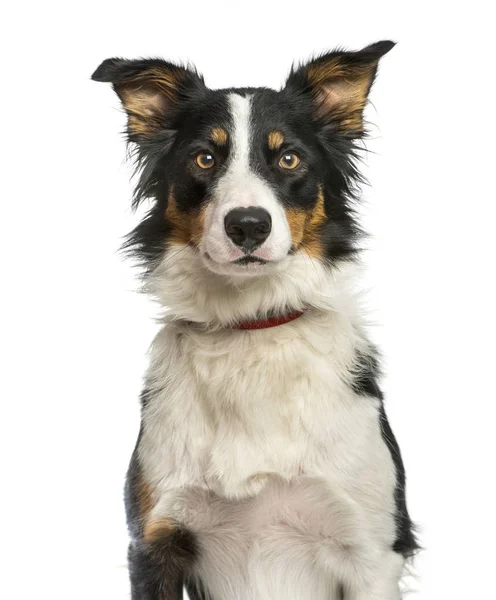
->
left=92, top=58, right=205, bottom=140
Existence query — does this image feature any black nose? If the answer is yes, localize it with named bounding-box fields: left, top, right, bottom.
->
left=224, top=207, right=272, bottom=252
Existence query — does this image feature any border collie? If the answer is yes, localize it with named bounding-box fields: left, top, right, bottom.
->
left=92, top=40, right=417, bottom=600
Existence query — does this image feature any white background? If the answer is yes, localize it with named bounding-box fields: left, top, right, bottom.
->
left=1, top=1, right=495, bottom=598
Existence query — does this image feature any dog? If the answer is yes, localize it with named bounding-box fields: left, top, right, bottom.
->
left=92, top=40, right=417, bottom=600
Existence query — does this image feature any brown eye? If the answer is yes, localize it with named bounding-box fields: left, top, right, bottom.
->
left=195, top=152, right=215, bottom=169
left=279, top=153, right=300, bottom=170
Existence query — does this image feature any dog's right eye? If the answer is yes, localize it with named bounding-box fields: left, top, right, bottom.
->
left=195, top=152, right=215, bottom=169
left=279, top=152, right=300, bottom=170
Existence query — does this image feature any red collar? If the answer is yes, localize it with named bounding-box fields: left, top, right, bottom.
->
left=234, top=309, right=305, bottom=330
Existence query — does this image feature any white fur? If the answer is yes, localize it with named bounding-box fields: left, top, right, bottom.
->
left=199, top=94, right=292, bottom=276
left=147, top=246, right=354, bottom=326
left=137, top=246, right=404, bottom=599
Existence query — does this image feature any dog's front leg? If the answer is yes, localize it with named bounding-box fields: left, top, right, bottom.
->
left=128, top=525, right=197, bottom=600
left=345, top=549, right=404, bottom=600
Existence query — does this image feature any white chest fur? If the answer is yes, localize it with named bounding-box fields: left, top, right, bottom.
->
left=138, top=308, right=402, bottom=599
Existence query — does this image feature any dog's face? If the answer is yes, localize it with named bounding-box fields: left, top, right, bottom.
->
left=93, top=42, right=393, bottom=314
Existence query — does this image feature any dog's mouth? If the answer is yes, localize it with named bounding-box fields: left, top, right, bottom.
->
left=202, top=252, right=279, bottom=277
left=203, top=252, right=270, bottom=267
left=233, top=256, right=268, bottom=266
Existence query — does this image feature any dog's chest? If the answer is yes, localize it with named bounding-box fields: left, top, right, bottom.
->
left=139, top=316, right=398, bottom=599
left=140, top=315, right=392, bottom=503
left=196, top=335, right=369, bottom=497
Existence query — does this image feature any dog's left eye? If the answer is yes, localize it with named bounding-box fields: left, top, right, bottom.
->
left=279, top=153, right=300, bottom=170
left=195, top=152, right=215, bottom=169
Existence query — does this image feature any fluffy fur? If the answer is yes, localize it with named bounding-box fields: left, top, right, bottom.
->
left=93, top=40, right=417, bottom=600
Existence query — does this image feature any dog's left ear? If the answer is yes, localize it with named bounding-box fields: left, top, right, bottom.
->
left=284, top=41, right=395, bottom=134
left=92, top=57, right=205, bottom=140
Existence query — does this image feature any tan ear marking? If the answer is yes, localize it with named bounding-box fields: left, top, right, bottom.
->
left=115, top=67, right=183, bottom=135
left=303, top=55, right=383, bottom=132
left=119, top=87, right=167, bottom=118
left=210, top=127, right=228, bottom=146
left=268, top=130, right=284, bottom=150
left=310, top=63, right=375, bottom=129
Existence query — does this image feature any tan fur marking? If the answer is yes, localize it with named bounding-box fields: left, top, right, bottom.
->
left=302, top=188, right=327, bottom=257
left=130, top=465, right=157, bottom=541
left=117, top=67, right=182, bottom=135
left=285, top=187, right=326, bottom=258
left=125, top=67, right=179, bottom=102
left=132, top=468, right=175, bottom=543
left=120, top=87, right=166, bottom=119
left=285, top=208, right=307, bottom=248
left=307, top=60, right=377, bottom=131
left=210, top=127, right=228, bottom=146
left=143, top=517, right=175, bottom=544
left=267, top=130, right=284, bottom=150
left=137, top=477, right=154, bottom=519
left=166, top=189, right=206, bottom=246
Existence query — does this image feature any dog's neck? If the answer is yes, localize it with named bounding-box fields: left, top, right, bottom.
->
left=147, top=247, right=363, bottom=330
left=230, top=309, right=306, bottom=330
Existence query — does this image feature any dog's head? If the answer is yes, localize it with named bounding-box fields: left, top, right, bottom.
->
left=93, top=42, right=394, bottom=324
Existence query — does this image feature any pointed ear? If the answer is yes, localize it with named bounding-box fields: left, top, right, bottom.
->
left=285, top=41, right=395, bottom=134
left=92, top=58, right=205, bottom=139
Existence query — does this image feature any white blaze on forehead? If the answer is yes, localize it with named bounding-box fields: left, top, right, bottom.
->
left=200, top=93, right=292, bottom=271
left=228, top=93, right=252, bottom=177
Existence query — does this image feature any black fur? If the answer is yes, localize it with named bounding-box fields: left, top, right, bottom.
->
left=352, top=349, right=419, bottom=557
left=379, top=403, right=419, bottom=557
left=125, top=442, right=145, bottom=541
left=184, top=581, right=211, bottom=600
left=128, top=530, right=198, bottom=600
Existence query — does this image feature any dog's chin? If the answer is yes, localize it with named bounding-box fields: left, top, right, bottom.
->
left=201, top=252, right=286, bottom=278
